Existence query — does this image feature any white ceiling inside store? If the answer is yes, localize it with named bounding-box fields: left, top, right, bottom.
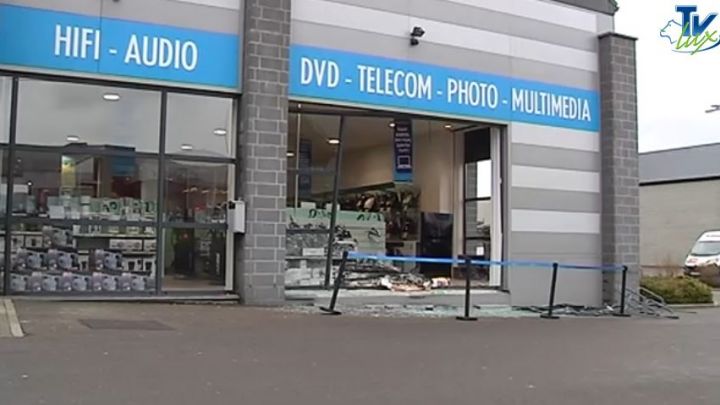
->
left=288, top=111, right=474, bottom=167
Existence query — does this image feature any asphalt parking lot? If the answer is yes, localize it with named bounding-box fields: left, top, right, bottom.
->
left=1, top=301, right=719, bottom=405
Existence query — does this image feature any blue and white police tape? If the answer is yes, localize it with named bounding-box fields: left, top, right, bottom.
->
left=345, top=252, right=625, bottom=273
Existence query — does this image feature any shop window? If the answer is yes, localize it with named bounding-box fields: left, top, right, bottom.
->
left=464, top=160, right=492, bottom=240
left=463, top=128, right=502, bottom=287
left=4, top=77, right=237, bottom=296
left=7, top=223, right=157, bottom=294
left=287, top=170, right=335, bottom=208
left=285, top=112, right=342, bottom=287
left=4, top=150, right=159, bottom=295
left=16, top=79, right=161, bottom=152
left=165, top=93, right=234, bottom=158
left=164, top=160, right=230, bottom=224
left=288, top=113, right=341, bottom=170
left=7, top=151, right=158, bottom=222
left=161, top=228, right=226, bottom=290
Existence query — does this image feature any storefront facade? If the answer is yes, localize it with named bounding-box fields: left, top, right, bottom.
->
left=0, top=0, right=638, bottom=307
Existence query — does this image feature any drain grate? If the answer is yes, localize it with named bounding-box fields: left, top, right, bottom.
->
left=79, top=319, right=173, bottom=331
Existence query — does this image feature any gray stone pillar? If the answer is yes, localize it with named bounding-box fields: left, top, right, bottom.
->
left=236, top=0, right=291, bottom=305
left=599, top=33, right=639, bottom=304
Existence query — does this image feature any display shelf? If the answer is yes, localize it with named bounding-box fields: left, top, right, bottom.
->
left=0, top=231, right=44, bottom=236
left=10, top=269, right=152, bottom=276
left=11, top=246, right=83, bottom=252
left=0, top=231, right=155, bottom=238
left=76, top=250, right=155, bottom=256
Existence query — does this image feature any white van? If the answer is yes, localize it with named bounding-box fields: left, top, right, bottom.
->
left=684, top=231, right=720, bottom=276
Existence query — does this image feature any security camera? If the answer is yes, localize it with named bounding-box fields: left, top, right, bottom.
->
left=410, top=26, right=425, bottom=46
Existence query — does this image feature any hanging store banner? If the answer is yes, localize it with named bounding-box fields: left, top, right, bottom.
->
left=393, top=119, right=413, bottom=183
left=0, top=4, right=240, bottom=89
left=289, top=45, right=600, bottom=132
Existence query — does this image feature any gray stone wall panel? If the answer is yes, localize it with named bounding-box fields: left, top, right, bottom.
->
left=236, top=0, right=290, bottom=305
left=599, top=33, right=639, bottom=304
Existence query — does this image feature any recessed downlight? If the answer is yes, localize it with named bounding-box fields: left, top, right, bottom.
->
left=103, top=93, right=121, bottom=102
left=181, top=144, right=193, bottom=151
left=389, top=122, right=396, bottom=128
left=327, top=138, right=340, bottom=145
left=213, top=128, right=228, bottom=136
left=286, top=151, right=296, bottom=158
left=66, top=135, right=80, bottom=142
left=444, top=124, right=453, bottom=130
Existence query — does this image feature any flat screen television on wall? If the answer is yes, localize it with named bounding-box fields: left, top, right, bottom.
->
left=419, top=212, right=453, bottom=277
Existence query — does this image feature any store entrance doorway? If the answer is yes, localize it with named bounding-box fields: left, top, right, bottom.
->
left=286, top=103, right=504, bottom=291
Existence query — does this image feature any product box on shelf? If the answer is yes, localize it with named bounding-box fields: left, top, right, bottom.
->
left=143, top=239, right=157, bottom=252
left=142, top=258, right=156, bottom=275
left=25, top=235, right=43, bottom=249
left=78, top=255, right=89, bottom=272
left=109, top=239, right=143, bottom=252
left=102, top=199, right=123, bottom=218
left=125, top=258, right=144, bottom=272
left=143, top=201, right=157, bottom=220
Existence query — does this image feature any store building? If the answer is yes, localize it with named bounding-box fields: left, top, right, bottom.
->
left=0, top=0, right=638, bottom=307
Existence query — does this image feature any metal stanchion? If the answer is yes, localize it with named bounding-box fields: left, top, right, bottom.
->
left=540, top=262, right=560, bottom=320
left=613, top=265, right=631, bottom=318
left=456, top=256, right=478, bottom=321
left=320, top=250, right=349, bottom=316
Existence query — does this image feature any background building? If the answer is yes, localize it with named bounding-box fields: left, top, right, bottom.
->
left=640, top=143, right=720, bottom=271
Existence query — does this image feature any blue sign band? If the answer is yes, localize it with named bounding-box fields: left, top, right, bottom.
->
left=0, top=4, right=239, bottom=88
left=290, top=45, right=600, bottom=132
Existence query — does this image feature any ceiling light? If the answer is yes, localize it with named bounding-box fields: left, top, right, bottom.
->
left=327, top=138, right=340, bottom=145
left=389, top=122, right=396, bottom=128
left=444, top=124, right=453, bottom=130
left=66, top=135, right=80, bottom=142
left=286, top=151, right=296, bottom=158
left=297, top=103, right=302, bottom=109
left=213, top=128, right=228, bottom=136
left=102, top=93, right=120, bottom=102
left=181, top=144, right=193, bottom=151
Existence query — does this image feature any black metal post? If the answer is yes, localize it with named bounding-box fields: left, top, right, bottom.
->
left=155, top=91, right=167, bottom=295
left=320, top=250, right=349, bottom=315
left=3, top=77, right=19, bottom=296
left=456, top=256, right=478, bottom=321
left=613, top=265, right=631, bottom=317
left=323, top=115, right=346, bottom=289
left=541, top=262, right=560, bottom=319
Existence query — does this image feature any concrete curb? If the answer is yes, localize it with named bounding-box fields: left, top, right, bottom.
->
left=2, top=299, right=24, bottom=338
